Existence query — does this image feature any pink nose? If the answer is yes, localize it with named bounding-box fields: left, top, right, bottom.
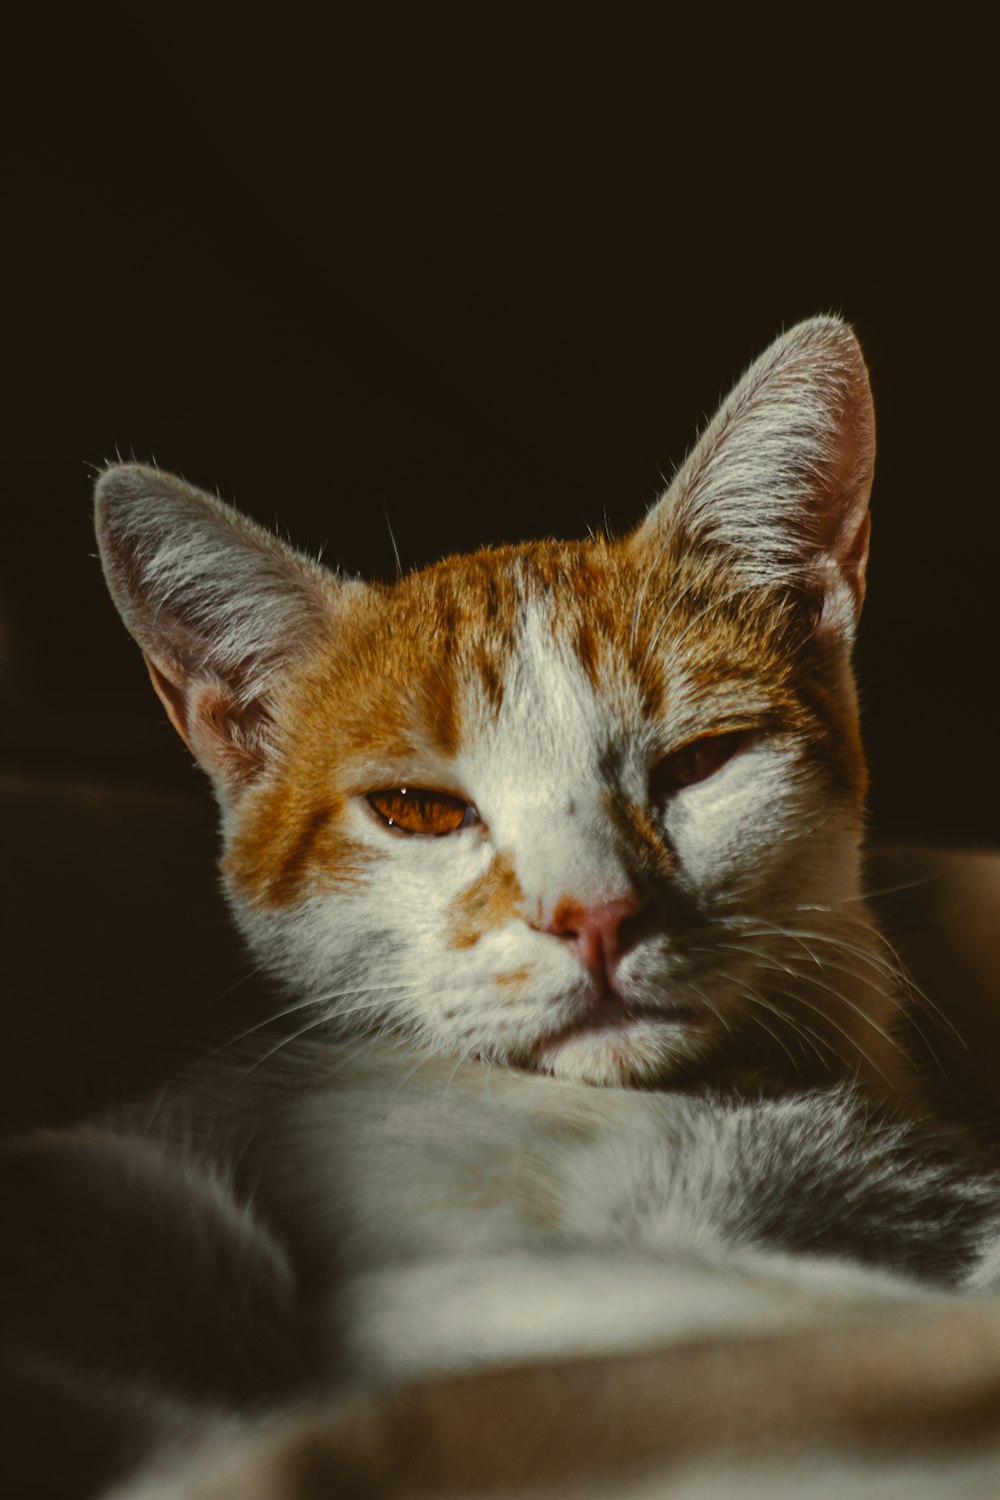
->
left=544, top=895, right=644, bottom=985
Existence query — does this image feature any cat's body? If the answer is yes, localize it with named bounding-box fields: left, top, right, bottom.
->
left=8, top=1042, right=999, bottom=1499
left=155, top=1047, right=999, bottom=1378
left=9, top=316, right=1000, bottom=1498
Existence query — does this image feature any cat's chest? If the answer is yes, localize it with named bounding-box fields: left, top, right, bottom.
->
left=252, top=1060, right=653, bottom=1265
left=240, top=1056, right=924, bottom=1383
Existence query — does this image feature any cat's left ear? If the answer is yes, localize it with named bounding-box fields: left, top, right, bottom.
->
left=631, top=316, right=874, bottom=643
left=95, top=464, right=357, bottom=797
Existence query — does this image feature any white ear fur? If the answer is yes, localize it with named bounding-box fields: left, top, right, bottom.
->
left=633, top=316, right=875, bottom=639
left=94, top=464, right=348, bottom=790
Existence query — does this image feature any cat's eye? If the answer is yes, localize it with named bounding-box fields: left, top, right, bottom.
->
left=650, top=730, right=750, bottom=800
left=366, top=787, right=478, bottom=836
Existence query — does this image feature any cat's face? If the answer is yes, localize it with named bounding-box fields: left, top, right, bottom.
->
left=219, top=537, right=866, bottom=1088
left=96, top=317, right=887, bottom=1088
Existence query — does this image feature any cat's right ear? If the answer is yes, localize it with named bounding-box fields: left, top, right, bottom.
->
left=630, top=316, right=875, bottom=647
left=95, top=465, right=354, bottom=795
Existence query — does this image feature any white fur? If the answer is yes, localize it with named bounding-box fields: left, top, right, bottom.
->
left=233, top=1053, right=940, bottom=1385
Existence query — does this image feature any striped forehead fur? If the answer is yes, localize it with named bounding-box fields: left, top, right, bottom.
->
left=220, top=532, right=859, bottom=911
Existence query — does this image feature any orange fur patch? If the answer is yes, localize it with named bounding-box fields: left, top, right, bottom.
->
left=601, top=793, right=678, bottom=885
left=224, top=791, right=378, bottom=906
left=447, top=852, right=524, bottom=950
left=495, top=965, right=533, bottom=988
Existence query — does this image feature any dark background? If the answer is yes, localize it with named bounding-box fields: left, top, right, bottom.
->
left=1, top=15, right=995, bottom=1126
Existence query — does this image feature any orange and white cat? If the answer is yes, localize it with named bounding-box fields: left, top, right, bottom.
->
left=97, top=315, right=891, bottom=1097
left=7, top=317, right=1000, bottom=1500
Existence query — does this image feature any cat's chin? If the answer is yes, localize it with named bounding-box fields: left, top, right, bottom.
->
left=532, top=1017, right=708, bottom=1089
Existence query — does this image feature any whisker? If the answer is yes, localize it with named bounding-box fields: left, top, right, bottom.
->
left=684, top=979, right=735, bottom=1036
left=718, top=917, right=909, bottom=1010
left=741, top=987, right=835, bottom=1071
left=778, top=894, right=966, bottom=1045
left=204, top=960, right=274, bottom=1012
left=798, top=871, right=940, bottom=905
left=767, top=976, right=900, bottom=1088
left=739, top=993, right=802, bottom=1071
left=703, top=958, right=841, bottom=1072
left=730, top=914, right=966, bottom=1049
left=236, top=1014, right=336, bottom=1083
left=690, top=923, right=906, bottom=1086
left=198, top=996, right=322, bottom=1063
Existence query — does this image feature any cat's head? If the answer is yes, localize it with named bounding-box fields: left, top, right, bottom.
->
left=96, top=316, right=891, bottom=1090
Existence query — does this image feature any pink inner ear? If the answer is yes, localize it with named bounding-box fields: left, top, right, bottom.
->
left=838, top=510, right=871, bottom=611
left=145, top=657, right=192, bottom=747
left=144, top=656, right=271, bottom=788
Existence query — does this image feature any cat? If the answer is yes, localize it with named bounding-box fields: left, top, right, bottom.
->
left=97, top=315, right=893, bottom=1100
left=7, top=314, right=1000, bottom=1500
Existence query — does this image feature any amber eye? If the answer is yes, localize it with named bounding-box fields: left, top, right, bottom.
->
left=367, top=787, right=477, bottom=836
left=650, top=730, right=750, bottom=800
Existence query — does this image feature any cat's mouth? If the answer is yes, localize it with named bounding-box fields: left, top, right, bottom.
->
left=525, top=991, right=713, bottom=1087
left=531, top=997, right=702, bottom=1058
